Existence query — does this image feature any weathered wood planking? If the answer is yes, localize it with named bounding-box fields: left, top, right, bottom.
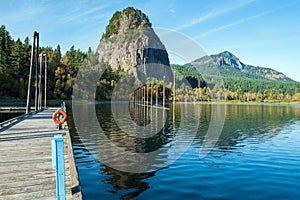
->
left=0, top=108, right=80, bottom=200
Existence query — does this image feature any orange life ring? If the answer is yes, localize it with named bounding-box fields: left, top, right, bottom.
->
left=52, top=109, right=68, bottom=125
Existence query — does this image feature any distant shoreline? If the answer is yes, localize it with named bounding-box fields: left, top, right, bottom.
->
left=1, top=99, right=299, bottom=107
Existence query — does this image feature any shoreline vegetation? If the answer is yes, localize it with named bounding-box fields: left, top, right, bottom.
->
left=0, top=99, right=299, bottom=107
left=1, top=24, right=299, bottom=104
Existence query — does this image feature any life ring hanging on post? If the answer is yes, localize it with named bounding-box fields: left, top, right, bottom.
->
left=52, top=109, right=68, bottom=125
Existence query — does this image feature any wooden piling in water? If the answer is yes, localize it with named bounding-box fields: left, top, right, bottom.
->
left=44, top=54, right=47, bottom=108
left=163, top=76, right=165, bottom=108
left=35, top=32, right=39, bottom=111
left=26, top=32, right=37, bottom=114
left=146, top=84, right=149, bottom=107
left=156, top=80, right=158, bottom=107
left=38, top=54, right=42, bottom=110
left=150, top=84, right=153, bottom=106
left=173, top=71, right=176, bottom=130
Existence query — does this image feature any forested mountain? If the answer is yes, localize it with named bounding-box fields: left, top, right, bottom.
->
left=0, top=6, right=299, bottom=102
left=190, top=51, right=295, bottom=82
left=172, top=51, right=300, bottom=101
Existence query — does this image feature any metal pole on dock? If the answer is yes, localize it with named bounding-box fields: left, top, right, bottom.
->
left=35, top=32, right=39, bottom=111
left=44, top=54, right=47, bottom=108
left=26, top=32, right=36, bottom=114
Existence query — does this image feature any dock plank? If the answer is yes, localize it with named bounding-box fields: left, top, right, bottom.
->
left=0, top=108, right=78, bottom=200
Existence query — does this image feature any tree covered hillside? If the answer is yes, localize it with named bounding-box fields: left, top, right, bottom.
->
left=0, top=25, right=86, bottom=100
left=172, top=62, right=300, bottom=101
left=0, top=25, right=299, bottom=102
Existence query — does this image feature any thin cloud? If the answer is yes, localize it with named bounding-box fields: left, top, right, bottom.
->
left=169, top=8, right=175, bottom=13
left=169, top=4, right=175, bottom=13
left=63, top=4, right=108, bottom=23
left=1, top=4, right=45, bottom=24
left=175, top=0, right=256, bottom=31
left=196, top=1, right=298, bottom=39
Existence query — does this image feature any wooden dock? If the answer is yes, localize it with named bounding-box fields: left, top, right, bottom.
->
left=0, top=108, right=81, bottom=200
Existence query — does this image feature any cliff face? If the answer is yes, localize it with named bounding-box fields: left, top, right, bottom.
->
left=215, top=51, right=245, bottom=70
left=97, top=7, right=171, bottom=82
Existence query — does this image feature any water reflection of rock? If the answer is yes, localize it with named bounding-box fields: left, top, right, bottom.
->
left=102, top=166, right=155, bottom=200
left=67, top=107, right=157, bottom=199
left=72, top=102, right=171, bottom=172
left=97, top=103, right=171, bottom=153
left=72, top=102, right=201, bottom=172
left=68, top=103, right=300, bottom=198
left=71, top=103, right=300, bottom=163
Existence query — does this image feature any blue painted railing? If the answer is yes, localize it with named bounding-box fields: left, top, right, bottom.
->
left=52, top=134, right=66, bottom=200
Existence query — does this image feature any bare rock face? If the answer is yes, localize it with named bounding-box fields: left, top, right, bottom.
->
left=217, top=51, right=245, bottom=70
left=97, top=7, right=172, bottom=83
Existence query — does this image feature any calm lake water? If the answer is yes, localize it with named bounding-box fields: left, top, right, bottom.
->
left=0, top=111, right=24, bottom=123
left=67, top=103, right=300, bottom=200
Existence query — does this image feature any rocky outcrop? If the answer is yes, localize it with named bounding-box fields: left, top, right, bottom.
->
left=97, top=7, right=172, bottom=83
left=216, top=51, right=245, bottom=70
left=192, top=51, right=294, bottom=82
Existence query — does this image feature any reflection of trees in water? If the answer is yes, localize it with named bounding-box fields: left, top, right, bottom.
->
left=0, top=112, right=24, bottom=123
left=197, top=104, right=300, bottom=153
left=128, top=102, right=151, bottom=126
left=67, top=103, right=300, bottom=198
left=102, top=166, right=156, bottom=200
left=66, top=106, right=156, bottom=199
left=96, top=103, right=174, bottom=153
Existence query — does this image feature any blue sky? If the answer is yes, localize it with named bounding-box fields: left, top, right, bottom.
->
left=1, top=0, right=299, bottom=81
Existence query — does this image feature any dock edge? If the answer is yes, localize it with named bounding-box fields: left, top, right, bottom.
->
left=65, top=129, right=83, bottom=200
